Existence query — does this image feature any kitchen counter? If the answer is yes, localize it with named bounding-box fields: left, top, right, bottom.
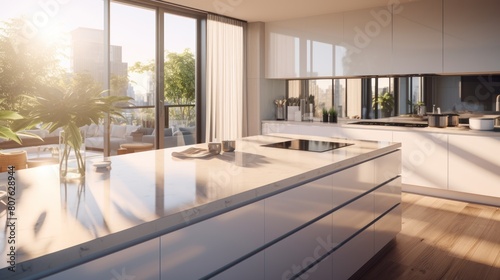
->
left=262, top=121, right=500, bottom=207
left=0, top=134, right=400, bottom=279
left=263, top=119, right=500, bottom=136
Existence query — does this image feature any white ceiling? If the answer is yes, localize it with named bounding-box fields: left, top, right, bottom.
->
left=163, top=0, right=418, bottom=22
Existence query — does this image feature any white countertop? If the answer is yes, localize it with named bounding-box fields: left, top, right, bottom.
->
left=262, top=119, right=500, bottom=137
left=0, top=134, right=400, bottom=279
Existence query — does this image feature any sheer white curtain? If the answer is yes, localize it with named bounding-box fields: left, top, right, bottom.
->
left=206, top=14, right=246, bottom=142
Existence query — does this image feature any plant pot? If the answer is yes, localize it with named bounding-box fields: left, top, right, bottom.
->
left=287, top=106, right=299, bottom=121
left=59, top=129, right=86, bottom=180
left=276, top=105, right=284, bottom=120
left=329, top=115, right=337, bottom=123
left=322, top=114, right=328, bottom=123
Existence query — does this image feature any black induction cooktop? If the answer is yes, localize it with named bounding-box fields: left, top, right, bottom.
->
left=262, top=139, right=353, bottom=152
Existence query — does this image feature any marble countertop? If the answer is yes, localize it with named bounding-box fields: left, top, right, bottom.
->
left=0, top=134, right=400, bottom=279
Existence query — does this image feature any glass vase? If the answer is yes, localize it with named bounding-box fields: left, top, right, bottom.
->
left=59, top=129, right=86, bottom=180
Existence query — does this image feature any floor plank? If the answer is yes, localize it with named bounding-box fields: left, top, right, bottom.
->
left=358, top=192, right=500, bottom=280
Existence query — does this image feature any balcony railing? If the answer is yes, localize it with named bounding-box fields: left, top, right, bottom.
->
left=117, top=104, right=196, bottom=129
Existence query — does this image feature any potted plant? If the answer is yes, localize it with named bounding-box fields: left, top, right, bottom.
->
left=328, top=107, right=337, bottom=123
left=414, top=101, right=426, bottom=117
left=287, top=97, right=300, bottom=121
left=16, top=85, right=131, bottom=179
left=372, top=92, right=394, bottom=118
left=322, top=107, right=328, bottom=122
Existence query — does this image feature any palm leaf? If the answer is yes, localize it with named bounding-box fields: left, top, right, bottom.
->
left=0, top=127, right=22, bottom=144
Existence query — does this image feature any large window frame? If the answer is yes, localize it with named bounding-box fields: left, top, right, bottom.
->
left=106, top=0, right=205, bottom=154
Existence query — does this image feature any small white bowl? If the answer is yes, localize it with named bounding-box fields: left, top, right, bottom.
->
left=469, top=117, right=494, bottom=131
left=93, top=161, right=111, bottom=168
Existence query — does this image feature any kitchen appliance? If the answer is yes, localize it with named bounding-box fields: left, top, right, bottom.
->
left=350, top=121, right=428, bottom=127
left=447, top=114, right=459, bottom=127
left=427, top=114, right=448, bottom=128
left=262, top=139, right=353, bottom=152
left=469, top=117, right=495, bottom=130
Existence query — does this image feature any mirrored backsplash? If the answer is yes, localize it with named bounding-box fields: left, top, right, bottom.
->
left=286, top=74, right=500, bottom=120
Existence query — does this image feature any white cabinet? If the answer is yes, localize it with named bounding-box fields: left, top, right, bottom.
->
left=374, top=204, right=402, bottom=253
left=393, top=131, right=448, bottom=189
left=443, top=0, right=500, bottom=73
left=45, top=238, right=160, bottom=280
left=374, top=150, right=402, bottom=185
left=265, top=215, right=333, bottom=280
left=160, top=201, right=265, bottom=279
left=332, top=160, right=374, bottom=206
left=262, top=122, right=340, bottom=137
left=265, top=175, right=333, bottom=242
left=332, top=225, right=374, bottom=280
left=374, top=177, right=401, bottom=219
left=264, top=175, right=333, bottom=279
left=265, top=13, right=343, bottom=78
left=300, top=254, right=334, bottom=280
left=448, top=135, right=500, bottom=197
left=392, top=0, right=442, bottom=74
left=337, top=127, right=393, bottom=142
left=332, top=194, right=374, bottom=246
left=340, top=6, right=393, bottom=76
left=213, top=253, right=265, bottom=280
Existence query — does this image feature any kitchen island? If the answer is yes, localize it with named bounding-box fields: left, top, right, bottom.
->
left=0, top=134, right=401, bottom=279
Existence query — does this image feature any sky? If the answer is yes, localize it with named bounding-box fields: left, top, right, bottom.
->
left=0, top=0, right=196, bottom=64
left=1, top=0, right=196, bottom=96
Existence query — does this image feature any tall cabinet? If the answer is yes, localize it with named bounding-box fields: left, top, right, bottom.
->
left=340, top=6, right=393, bottom=76
left=265, top=0, right=500, bottom=77
left=392, top=0, right=443, bottom=74
left=443, top=0, right=500, bottom=73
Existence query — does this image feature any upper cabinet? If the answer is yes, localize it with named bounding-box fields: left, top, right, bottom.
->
left=340, top=6, right=393, bottom=76
left=392, top=0, right=443, bottom=74
left=265, top=13, right=343, bottom=78
left=265, top=0, right=500, bottom=78
left=443, top=0, right=500, bottom=73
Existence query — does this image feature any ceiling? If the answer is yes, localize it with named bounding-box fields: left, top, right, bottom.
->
left=163, top=0, right=418, bottom=22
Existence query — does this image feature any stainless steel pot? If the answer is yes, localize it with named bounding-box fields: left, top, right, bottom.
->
left=427, top=114, right=448, bottom=128
left=447, top=114, right=459, bottom=127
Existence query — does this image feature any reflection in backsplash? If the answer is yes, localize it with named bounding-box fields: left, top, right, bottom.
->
left=430, top=75, right=500, bottom=114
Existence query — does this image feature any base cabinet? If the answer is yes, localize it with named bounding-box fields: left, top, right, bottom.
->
left=300, top=254, right=334, bottom=280
left=212, top=253, right=265, bottom=280
left=393, top=131, right=448, bottom=189
left=375, top=204, right=402, bottom=253
left=332, top=226, right=375, bottom=280
left=44, top=238, right=160, bottom=280
left=160, top=201, right=265, bottom=279
left=265, top=215, right=333, bottom=280
left=448, top=135, right=500, bottom=197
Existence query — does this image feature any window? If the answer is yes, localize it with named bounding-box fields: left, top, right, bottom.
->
left=0, top=0, right=205, bottom=157
left=111, top=0, right=204, bottom=150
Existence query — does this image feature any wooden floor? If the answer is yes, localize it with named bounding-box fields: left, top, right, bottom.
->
left=358, top=192, right=500, bottom=280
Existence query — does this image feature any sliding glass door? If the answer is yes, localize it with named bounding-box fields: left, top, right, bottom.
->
left=109, top=1, right=203, bottom=151
left=110, top=1, right=157, bottom=149
left=163, top=12, right=197, bottom=146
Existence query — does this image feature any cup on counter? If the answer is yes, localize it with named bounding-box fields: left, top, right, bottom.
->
left=222, top=140, right=236, bottom=152
left=208, top=142, right=221, bottom=154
